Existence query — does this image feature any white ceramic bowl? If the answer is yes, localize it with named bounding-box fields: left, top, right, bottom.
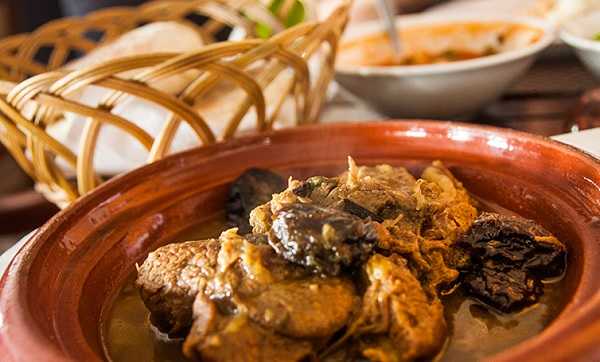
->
left=560, top=11, right=600, bottom=80
left=335, top=15, right=555, bottom=119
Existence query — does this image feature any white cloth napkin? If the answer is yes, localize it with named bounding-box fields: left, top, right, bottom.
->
left=552, top=127, right=600, bottom=158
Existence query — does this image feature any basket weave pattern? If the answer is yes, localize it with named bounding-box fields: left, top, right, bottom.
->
left=0, top=0, right=349, bottom=207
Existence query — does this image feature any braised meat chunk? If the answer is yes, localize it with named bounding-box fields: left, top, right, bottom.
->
left=182, top=228, right=358, bottom=361
left=241, top=276, right=358, bottom=338
left=204, top=229, right=358, bottom=338
left=184, top=297, right=314, bottom=362
left=327, top=254, right=446, bottom=362
left=136, top=239, right=220, bottom=336
left=291, top=158, right=418, bottom=221
left=458, top=212, right=567, bottom=311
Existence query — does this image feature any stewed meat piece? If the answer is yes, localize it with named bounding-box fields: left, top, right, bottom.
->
left=458, top=212, right=567, bottom=311
left=184, top=296, right=314, bottom=362
left=136, top=239, right=220, bottom=336
left=419, top=160, right=478, bottom=241
left=329, top=254, right=447, bottom=362
left=240, top=277, right=358, bottom=338
left=205, top=230, right=358, bottom=336
left=291, top=159, right=418, bottom=221
left=184, top=228, right=359, bottom=361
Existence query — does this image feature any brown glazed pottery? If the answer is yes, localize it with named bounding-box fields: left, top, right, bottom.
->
left=0, top=121, right=599, bottom=362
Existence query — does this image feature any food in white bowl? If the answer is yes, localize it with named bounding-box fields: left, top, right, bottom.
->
left=335, top=15, right=555, bottom=118
left=560, top=11, right=600, bottom=79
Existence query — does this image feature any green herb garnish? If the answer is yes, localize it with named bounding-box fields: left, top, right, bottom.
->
left=255, top=0, right=306, bottom=39
left=594, top=32, right=600, bottom=41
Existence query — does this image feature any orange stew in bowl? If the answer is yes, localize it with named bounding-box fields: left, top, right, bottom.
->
left=338, top=22, right=543, bottom=67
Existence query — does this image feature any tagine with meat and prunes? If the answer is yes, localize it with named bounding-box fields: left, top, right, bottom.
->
left=108, top=159, right=567, bottom=362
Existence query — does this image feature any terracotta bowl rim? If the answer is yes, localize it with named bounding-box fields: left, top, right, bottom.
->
left=1, top=120, right=599, bottom=362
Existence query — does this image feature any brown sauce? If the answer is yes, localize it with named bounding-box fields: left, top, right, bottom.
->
left=105, top=208, right=566, bottom=362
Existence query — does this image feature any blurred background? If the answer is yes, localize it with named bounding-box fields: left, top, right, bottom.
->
left=0, top=0, right=146, bottom=35
left=0, top=0, right=445, bottom=36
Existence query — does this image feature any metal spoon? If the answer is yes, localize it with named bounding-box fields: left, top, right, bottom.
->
left=375, top=0, right=402, bottom=56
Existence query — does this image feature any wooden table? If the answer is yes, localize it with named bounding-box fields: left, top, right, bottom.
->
left=480, top=54, right=599, bottom=136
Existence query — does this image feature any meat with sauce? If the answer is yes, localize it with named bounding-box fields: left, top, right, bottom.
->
left=136, top=239, right=220, bottom=336
left=251, top=159, right=477, bottom=293
left=324, top=254, right=447, bottom=362
left=136, top=158, right=567, bottom=362
left=184, top=297, right=314, bottom=362
left=184, top=228, right=359, bottom=361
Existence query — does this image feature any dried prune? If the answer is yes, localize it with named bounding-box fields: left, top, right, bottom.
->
left=458, top=212, right=566, bottom=312
left=269, top=203, right=378, bottom=275
left=226, top=168, right=286, bottom=233
left=463, top=263, right=541, bottom=311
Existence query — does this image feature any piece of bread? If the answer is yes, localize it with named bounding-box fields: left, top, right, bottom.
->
left=66, top=21, right=205, bottom=94
left=47, top=21, right=206, bottom=175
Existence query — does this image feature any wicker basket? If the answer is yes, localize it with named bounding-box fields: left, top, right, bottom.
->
left=0, top=0, right=349, bottom=207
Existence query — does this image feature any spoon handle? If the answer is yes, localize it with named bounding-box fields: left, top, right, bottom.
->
left=375, top=0, right=402, bottom=56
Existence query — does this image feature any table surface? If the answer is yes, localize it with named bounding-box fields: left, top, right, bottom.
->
left=478, top=54, right=598, bottom=136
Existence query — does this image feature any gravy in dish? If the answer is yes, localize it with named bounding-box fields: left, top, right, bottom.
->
left=105, top=162, right=567, bottom=361
left=105, top=214, right=566, bottom=362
